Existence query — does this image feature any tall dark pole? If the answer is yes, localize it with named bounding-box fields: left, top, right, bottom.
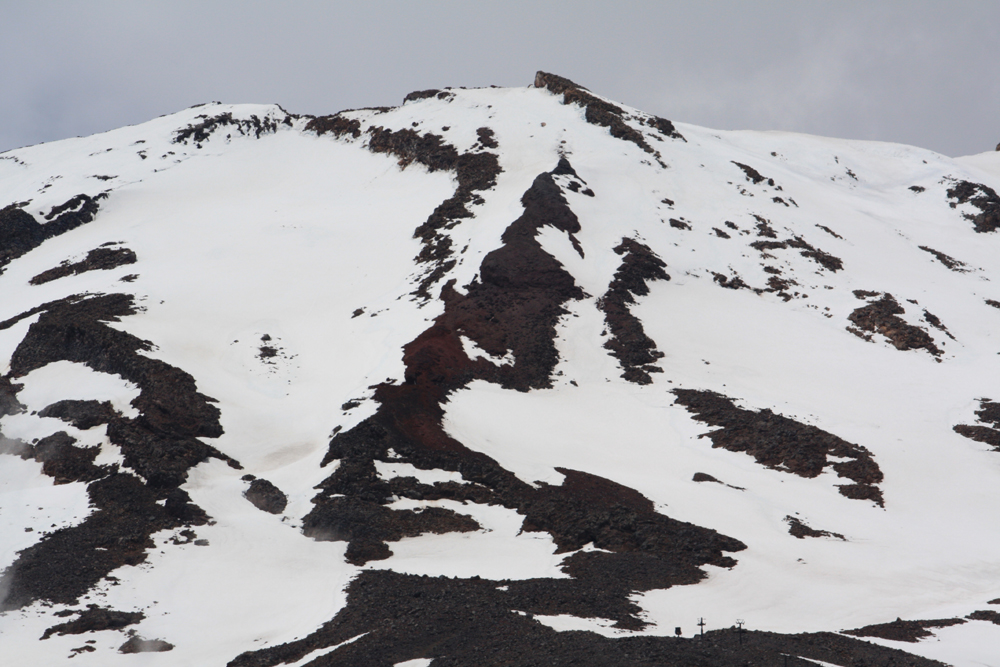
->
left=736, top=619, right=745, bottom=647
left=698, top=617, right=706, bottom=636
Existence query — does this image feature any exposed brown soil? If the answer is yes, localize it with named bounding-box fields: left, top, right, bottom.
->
left=598, top=238, right=669, bottom=384
left=953, top=399, right=1000, bottom=450
left=0, top=293, right=240, bottom=611
left=30, top=246, right=137, bottom=285
left=243, top=478, right=289, bottom=515
left=847, top=292, right=941, bottom=357
left=844, top=617, right=966, bottom=643
left=669, top=218, right=691, bottom=230
left=41, top=606, right=144, bottom=640
left=947, top=180, right=1000, bottom=233
left=534, top=71, right=684, bottom=160
left=987, top=299, right=1000, bottom=309
left=672, top=389, right=884, bottom=505
left=228, top=570, right=944, bottom=667
left=918, top=245, right=968, bottom=272
left=0, top=194, right=107, bottom=274
left=785, top=516, right=845, bottom=540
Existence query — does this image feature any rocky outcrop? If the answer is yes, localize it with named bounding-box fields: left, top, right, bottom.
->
left=0, top=194, right=107, bottom=274
left=30, top=246, right=137, bottom=285
left=598, top=238, right=669, bottom=384
left=673, top=389, right=884, bottom=505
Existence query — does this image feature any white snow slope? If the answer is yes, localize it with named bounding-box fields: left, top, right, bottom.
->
left=1, top=74, right=1000, bottom=666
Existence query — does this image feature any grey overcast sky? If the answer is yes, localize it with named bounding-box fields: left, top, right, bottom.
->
left=2, top=1, right=998, bottom=157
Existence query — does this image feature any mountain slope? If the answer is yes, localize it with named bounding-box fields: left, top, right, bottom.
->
left=2, top=72, right=1000, bottom=666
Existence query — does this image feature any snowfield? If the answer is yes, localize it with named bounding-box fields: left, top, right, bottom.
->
left=2, top=74, right=1000, bottom=666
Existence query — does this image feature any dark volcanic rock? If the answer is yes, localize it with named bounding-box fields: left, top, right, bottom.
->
left=598, top=238, right=669, bottom=384
left=174, top=110, right=293, bottom=145
left=750, top=234, right=843, bottom=273
left=41, top=606, right=144, bottom=639
left=0, top=204, right=45, bottom=271
left=954, top=424, right=1000, bottom=449
left=947, top=180, right=1000, bottom=233
left=118, top=636, right=174, bottom=653
left=302, top=160, right=747, bottom=627
left=785, top=516, right=845, bottom=540
left=953, top=398, right=1000, bottom=450
left=847, top=292, right=941, bottom=357
left=304, top=160, right=594, bottom=560
left=476, top=126, right=498, bottom=149
left=0, top=374, right=25, bottom=417
left=844, top=617, right=966, bottom=642
left=918, top=245, right=968, bottom=272
left=534, top=71, right=684, bottom=157
left=967, top=609, right=1000, bottom=624
left=276, top=160, right=759, bottom=667
left=672, top=389, right=884, bottom=505
left=403, top=89, right=442, bottom=103
left=32, top=431, right=107, bottom=485
left=732, top=161, right=770, bottom=185
left=38, top=399, right=118, bottom=430
left=30, top=246, right=137, bottom=285
left=1, top=473, right=171, bottom=610
left=244, top=478, right=289, bottom=514
left=304, top=114, right=362, bottom=139
left=306, top=497, right=479, bottom=565
left=228, top=570, right=945, bottom=667
left=306, top=112, right=501, bottom=300
left=0, top=292, right=239, bottom=611
left=0, top=194, right=106, bottom=274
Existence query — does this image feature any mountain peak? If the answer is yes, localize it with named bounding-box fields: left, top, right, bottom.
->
left=1, top=74, right=999, bottom=666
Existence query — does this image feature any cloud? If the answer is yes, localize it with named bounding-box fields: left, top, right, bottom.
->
left=1, top=1, right=998, bottom=155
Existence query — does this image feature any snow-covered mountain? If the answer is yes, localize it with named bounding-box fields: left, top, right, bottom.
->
left=2, top=71, right=1000, bottom=666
